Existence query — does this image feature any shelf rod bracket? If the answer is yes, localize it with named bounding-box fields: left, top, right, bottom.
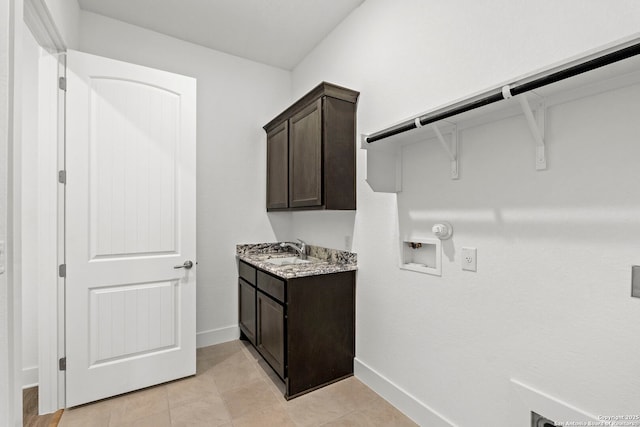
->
left=518, top=94, right=547, bottom=170
left=504, top=85, right=547, bottom=170
left=429, top=122, right=459, bottom=179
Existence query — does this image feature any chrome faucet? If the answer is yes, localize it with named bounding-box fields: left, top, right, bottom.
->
left=280, top=239, right=307, bottom=260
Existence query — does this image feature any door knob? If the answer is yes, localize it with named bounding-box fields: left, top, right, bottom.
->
left=174, top=260, right=194, bottom=269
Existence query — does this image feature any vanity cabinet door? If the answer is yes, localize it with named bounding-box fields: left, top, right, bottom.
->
left=238, top=279, right=256, bottom=345
left=256, top=292, right=285, bottom=378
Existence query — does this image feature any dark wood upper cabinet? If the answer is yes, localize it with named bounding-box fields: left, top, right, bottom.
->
left=289, top=99, right=322, bottom=207
left=264, top=82, right=359, bottom=211
left=266, top=121, right=289, bottom=210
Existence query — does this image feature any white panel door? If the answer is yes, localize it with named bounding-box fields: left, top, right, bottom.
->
left=65, top=50, right=197, bottom=407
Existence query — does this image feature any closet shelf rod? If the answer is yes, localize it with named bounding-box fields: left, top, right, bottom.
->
left=365, top=40, right=640, bottom=144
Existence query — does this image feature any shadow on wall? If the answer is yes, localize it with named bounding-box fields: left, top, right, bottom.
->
left=267, top=211, right=294, bottom=243
left=395, top=85, right=640, bottom=254
left=267, top=210, right=357, bottom=251
left=291, top=210, right=357, bottom=251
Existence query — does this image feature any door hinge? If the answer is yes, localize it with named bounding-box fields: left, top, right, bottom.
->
left=58, top=264, right=66, bottom=277
left=58, top=170, right=66, bottom=184
left=58, top=357, right=66, bottom=371
left=58, top=76, right=66, bottom=91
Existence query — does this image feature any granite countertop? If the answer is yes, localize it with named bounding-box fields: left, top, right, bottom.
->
left=236, top=242, right=357, bottom=279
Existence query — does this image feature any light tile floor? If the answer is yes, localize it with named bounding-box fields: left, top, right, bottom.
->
left=58, top=340, right=418, bottom=427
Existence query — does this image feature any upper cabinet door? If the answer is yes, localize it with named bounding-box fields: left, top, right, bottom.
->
left=289, top=99, right=322, bottom=208
left=266, top=121, right=289, bottom=209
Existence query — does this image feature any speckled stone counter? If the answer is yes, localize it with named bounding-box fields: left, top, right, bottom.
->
left=236, top=242, right=357, bottom=279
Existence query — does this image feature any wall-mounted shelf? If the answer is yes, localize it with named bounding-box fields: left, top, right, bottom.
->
left=362, top=34, right=640, bottom=193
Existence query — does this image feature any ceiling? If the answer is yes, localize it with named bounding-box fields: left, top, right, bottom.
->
left=77, top=0, right=365, bottom=70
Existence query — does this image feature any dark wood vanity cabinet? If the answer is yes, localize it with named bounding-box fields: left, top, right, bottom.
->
left=256, top=292, right=285, bottom=378
left=238, top=262, right=257, bottom=345
left=238, top=279, right=256, bottom=345
left=255, top=270, right=286, bottom=378
left=238, top=260, right=356, bottom=399
left=264, top=82, right=359, bottom=211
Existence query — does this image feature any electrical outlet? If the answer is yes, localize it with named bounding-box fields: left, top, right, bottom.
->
left=461, top=247, right=477, bottom=272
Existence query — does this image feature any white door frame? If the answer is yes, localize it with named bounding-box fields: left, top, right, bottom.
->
left=23, top=0, right=66, bottom=415
left=34, top=51, right=65, bottom=413
left=1, top=0, right=25, bottom=425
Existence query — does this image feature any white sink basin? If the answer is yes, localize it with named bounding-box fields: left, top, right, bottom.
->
left=264, top=256, right=313, bottom=266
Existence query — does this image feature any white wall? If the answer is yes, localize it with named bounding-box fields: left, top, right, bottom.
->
left=78, top=11, right=293, bottom=345
left=291, top=0, right=640, bottom=425
left=43, top=0, right=79, bottom=48
left=20, top=24, right=40, bottom=388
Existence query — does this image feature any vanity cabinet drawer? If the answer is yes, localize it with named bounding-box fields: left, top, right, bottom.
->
left=239, top=261, right=256, bottom=285
left=257, top=271, right=285, bottom=303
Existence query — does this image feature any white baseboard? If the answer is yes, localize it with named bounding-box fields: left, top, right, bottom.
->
left=354, top=358, right=457, bottom=427
left=23, top=366, right=38, bottom=389
left=196, top=325, right=240, bottom=348
left=509, top=378, right=596, bottom=426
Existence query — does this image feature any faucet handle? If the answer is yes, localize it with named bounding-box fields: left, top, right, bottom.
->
left=295, top=239, right=307, bottom=259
